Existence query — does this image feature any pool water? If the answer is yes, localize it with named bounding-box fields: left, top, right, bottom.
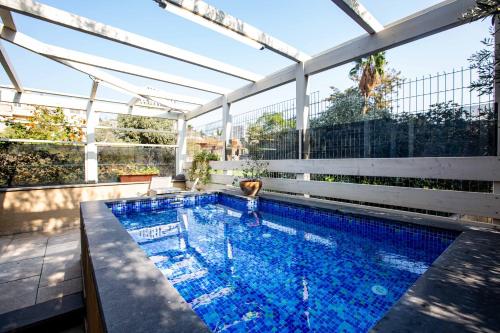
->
left=109, top=193, right=458, bottom=333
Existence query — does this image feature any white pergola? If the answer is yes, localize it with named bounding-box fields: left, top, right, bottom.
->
left=1, top=0, right=499, bottom=222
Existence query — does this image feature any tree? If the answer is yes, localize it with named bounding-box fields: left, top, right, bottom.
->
left=4, top=106, right=84, bottom=142
left=115, top=114, right=176, bottom=144
left=462, top=0, right=500, bottom=85
left=243, top=112, right=296, bottom=159
left=349, top=52, right=388, bottom=114
left=469, top=37, right=494, bottom=96
left=1, top=106, right=85, bottom=187
left=462, top=0, right=500, bottom=24
left=245, top=112, right=294, bottom=144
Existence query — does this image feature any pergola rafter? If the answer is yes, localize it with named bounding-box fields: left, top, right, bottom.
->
left=0, top=27, right=229, bottom=95
left=0, top=9, right=21, bottom=92
left=187, top=0, right=476, bottom=120
left=0, top=0, right=478, bottom=122
left=154, top=0, right=311, bottom=62
left=0, top=40, right=21, bottom=92
left=57, top=59, right=191, bottom=113
left=331, top=0, right=384, bottom=34
left=0, top=7, right=15, bottom=30
left=0, top=0, right=263, bottom=82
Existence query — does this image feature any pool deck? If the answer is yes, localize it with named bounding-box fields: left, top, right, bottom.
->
left=0, top=228, right=82, bottom=314
left=0, top=228, right=84, bottom=332
left=372, top=229, right=500, bottom=333
left=81, top=190, right=500, bottom=333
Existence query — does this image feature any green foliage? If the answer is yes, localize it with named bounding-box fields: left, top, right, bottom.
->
left=98, top=146, right=175, bottom=183
left=310, top=87, right=392, bottom=127
left=115, top=115, right=175, bottom=144
left=189, top=151, right=219, bottom=184
left=243, top=112, right=297, bottom=159
left=116, top=165, right=159, bottom=175
left=241, top=158, right=269, bottom=180
left=468, top=35, right=494, bottom=96
left=4, top=106, right=84, bottom=142
left=245, top=112, right=295, bottom=144
left=0, top=142, right=84, bottom=187
left=462, top=0, right=500, bottom=24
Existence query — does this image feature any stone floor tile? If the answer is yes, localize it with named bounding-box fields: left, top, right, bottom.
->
left=11, top=232, right=49, bottom=243
left=0, top=257, right=44, bottom=283
left=0, top=236, right=12, bottom=252
left=0, top=276, right=39, bottom=314
left=36, top=277, right=82, bottom=304
left=40, top=256, right=81, bottom=287
left=47, top=229, right=80, bottom=246
left=45, top=240, right=80, bottom=257
left=0, top=240, right=47, bottom=264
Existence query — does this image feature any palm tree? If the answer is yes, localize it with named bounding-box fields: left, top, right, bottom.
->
left=349, top=52, right=387, bottom=114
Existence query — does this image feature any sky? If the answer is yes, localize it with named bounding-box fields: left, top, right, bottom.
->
left=0, top=0, right=490, bottom=127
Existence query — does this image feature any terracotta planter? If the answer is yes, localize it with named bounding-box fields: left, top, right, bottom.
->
left=119, top=173, right=158, bottom=183
left=239, top=179, right=262, bottom=197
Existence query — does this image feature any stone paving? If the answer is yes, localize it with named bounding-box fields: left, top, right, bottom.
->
left=0, top=228, right=82, bottom=315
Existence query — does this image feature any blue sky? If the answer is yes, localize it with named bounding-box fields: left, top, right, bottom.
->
left=0, top=0, right=490, bottom=126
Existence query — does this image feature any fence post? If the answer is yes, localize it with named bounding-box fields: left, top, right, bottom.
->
left=363, top=119, right=370, bottom=158
left=84, top=80, right=99, bottom=183
left=176, top=116, right=187, bottom=175
left=390, top=120, right=396, bottom=157
left=221, top=96, right=233, bottom=175
left=408, top=118, right=415, bottom=157
left=296, top=63, right=310, bottom=186
left=494, top=19, right=500, bottom=225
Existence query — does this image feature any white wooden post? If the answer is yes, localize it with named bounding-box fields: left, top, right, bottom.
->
left=494, top=19, right=500, bottom=225
left=84, top=80, right=99, bottom=183
left=176, top=116, right=187, bottom=175
left=221, top=96, right=233, bottom=175
left=296, top=63, right=310, bottom=183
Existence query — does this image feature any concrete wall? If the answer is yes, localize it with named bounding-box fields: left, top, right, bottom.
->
left=0, top=182, right=149, bottom=235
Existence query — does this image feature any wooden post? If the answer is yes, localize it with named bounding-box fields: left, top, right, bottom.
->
left=176, top=116, right=187, bottom=175
left=296, top=63, right=310, bottom=185
left=84, top=80, right=98, bottom=183
left=221, top=96, right=233, bottom=175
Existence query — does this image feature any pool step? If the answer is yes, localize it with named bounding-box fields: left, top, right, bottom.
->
left=0, top=293, right=84, bottom=333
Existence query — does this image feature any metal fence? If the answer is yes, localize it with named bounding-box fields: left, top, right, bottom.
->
left=210, top=66, right=496, bottom=198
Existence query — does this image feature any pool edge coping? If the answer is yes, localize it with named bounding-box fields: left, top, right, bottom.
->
left=80, top=199, right=211, bottom=333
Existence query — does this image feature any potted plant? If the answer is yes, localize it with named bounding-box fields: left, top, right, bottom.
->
left=118, top=165, right=160, bottom=183
left=238, top=158, right=269, bottom=197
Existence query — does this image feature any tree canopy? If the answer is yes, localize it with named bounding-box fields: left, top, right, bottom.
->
left=115, top=114, right=176, bottom=145
left=3, top=106, right=85, bottom=142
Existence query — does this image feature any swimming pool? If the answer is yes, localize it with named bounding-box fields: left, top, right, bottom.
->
left=108, top=192, right=458, bottom=332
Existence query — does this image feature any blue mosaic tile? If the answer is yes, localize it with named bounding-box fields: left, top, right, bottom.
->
left=110, top=192, right=459, bottom=332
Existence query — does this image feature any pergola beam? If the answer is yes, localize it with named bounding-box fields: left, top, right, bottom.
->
left=57, top=59, right=191, bottom=112
left=155, top=0, right=311, bottom=62
left=0, top=85, right=179, bottom=119
left=306, top=0, right=475, bottom=75
left=187, top=0, right=475, bottom=120
left=0, top=8, right=15, bottom=30
left=331, top=0, right=383, bottom=34
left=0, top=40, right=21, bottom=92
left=0, top=26, right=228, bottom=95
left=0, top=0, right=262, bottom=82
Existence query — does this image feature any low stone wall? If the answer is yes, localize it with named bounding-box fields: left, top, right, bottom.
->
left=0, top=182, right=149, bottom=235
